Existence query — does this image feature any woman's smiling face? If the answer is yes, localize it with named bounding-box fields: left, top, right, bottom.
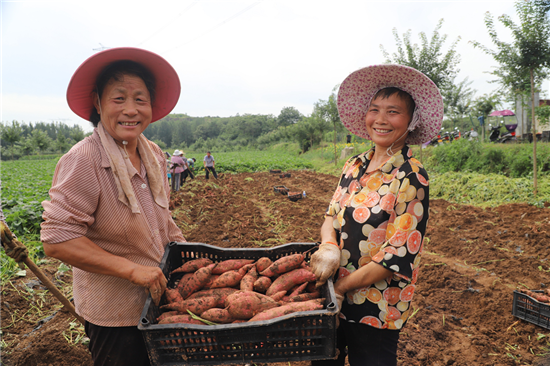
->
left=94, top=74, right=152, bottom=145
left=365, top=93, right=413, bottom=151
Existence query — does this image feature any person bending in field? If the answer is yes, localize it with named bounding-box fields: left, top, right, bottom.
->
left=310, top=64, right=444, bottom=366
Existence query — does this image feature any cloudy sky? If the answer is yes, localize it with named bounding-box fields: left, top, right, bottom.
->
left=2, top=0, right=549, bottom=132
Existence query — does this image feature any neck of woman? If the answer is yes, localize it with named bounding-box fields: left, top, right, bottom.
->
left=368, top=142, right=406, bottom=172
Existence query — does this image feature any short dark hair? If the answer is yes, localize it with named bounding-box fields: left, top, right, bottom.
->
left=372, top=87, right=415, bottom=117
left=90, top=60, right=156, bottom=127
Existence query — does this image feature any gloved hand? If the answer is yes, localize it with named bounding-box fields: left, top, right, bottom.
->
left=309, top=242, right=341, bottom=287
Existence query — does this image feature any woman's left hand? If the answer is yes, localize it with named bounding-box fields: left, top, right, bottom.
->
left=129, top=265, right=167, bottom=306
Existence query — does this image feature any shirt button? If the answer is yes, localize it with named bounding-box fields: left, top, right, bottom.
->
left=141, top=184, right=147, bottom=189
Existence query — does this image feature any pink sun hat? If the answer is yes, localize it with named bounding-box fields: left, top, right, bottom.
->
left=66, top=47, right=181, bottom=123
left=337, top=64, right=444, bottom=145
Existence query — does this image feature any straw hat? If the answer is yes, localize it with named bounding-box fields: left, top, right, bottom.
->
left=67, top=47, right=180, bottom=123
left=337, top=64, right=444, bottom=145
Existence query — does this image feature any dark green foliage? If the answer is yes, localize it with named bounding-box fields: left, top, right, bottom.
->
left=426, top=140, right=550, bottom=177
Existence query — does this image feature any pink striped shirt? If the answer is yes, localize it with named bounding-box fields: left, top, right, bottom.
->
left=41, top=130, right=185, bottom=327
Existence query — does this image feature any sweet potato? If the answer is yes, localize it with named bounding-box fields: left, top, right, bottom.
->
left=255, top=257, right=273, bottom=273
left=200, top=308, right=235, bottom=324
left=158, top=314, right=204, bottom=325
left=248, top=299, right=324, bottom=322
left=240, top=266, right=258, bottom=291
left=288, top=282, right=308, bottom=298
left=266, top=268, right=316, bottom=296
left=269, top=290, right=287, bottom=302
left=179, top=265, right=213, bottom=299
left=170, top=258, right=213, bottom=274
left=225, top=290, right=280, bottom=320
left=160, top=295, right=219, bottom=315
left=202, top=274, right=219, bottom=289
left=284, top=291, right=321, bottom=302
left=157, top=310, right=179, bottom=322
left=176, top=273, right=194, bottom=291
left=253, top=276, right=272, bottom=293
left=165, top=288, right=183, bottom=304
left=186, top=288, right=238, bottom=307
left=211, top=259, right=255, bottom=275
left=209, top=270, right=242, bottom=288
left=259, top=253, right=304, bottom=277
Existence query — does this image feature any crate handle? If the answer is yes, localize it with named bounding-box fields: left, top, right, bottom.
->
left=140, top=317, right=151, bottom=327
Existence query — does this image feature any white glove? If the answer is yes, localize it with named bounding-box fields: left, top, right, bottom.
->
left=310, top=243, right=341, bottom=287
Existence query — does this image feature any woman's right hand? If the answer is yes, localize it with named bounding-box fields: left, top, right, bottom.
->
left=128, top=265, right=167, bottom=306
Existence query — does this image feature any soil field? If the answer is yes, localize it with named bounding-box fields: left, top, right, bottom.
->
left=2, top=170, right=550, bottom=366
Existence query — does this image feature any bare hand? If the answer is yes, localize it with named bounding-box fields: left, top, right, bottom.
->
left=128, top=265, right=167, bottom=306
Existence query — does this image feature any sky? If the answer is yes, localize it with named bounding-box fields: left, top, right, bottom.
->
left=2, top=0, right=549, bottom=133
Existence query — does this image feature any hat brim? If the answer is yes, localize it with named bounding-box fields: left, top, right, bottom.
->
left=67, top=47, right=181, bottom=123
left=337, top=64, right=444, bottom=145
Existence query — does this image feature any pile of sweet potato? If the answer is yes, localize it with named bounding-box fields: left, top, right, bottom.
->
left=157, top=253, right=325, bottom=325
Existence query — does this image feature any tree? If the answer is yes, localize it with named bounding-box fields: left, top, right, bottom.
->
left=30, top=129, right=52, bottom=155
left=1, top=121, right=22, bottom=160
left=442, top=77, right=476, bottom=128
left=277, top=107, right=303, bottom=127
left=380, top=19, right=461, bottom=92
left=471, top=0, right=550, bottom=195
left=314, top=87, right=343, bottom=165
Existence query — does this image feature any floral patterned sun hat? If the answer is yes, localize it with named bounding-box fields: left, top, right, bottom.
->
left=337, top=64, right=444, bottom=145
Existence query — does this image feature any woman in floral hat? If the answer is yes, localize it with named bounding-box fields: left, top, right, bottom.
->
left=310, top=64, right=444, bottom=366
left=41, top=47, right=185, bottom=366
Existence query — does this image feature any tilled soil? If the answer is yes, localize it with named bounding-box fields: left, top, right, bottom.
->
left=2, top=170, right=550, bottom=366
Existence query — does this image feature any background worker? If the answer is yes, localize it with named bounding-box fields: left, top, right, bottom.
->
left=40, top=47, right=185, bottom=366
left=203, top=151, right=218, bottom=179
left=178, top=151, right=193, bottom=185
left=170, top=149, right=186, bottom=191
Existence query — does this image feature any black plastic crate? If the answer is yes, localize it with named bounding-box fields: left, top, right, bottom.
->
left=139, top=242, right=338, bottom=366
left=512, top=290, right=550, bottom=330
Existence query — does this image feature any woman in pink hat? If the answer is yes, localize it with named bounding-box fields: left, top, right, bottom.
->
left=310, top=64, right=444, bottom=366
left=41, top=48, right=185, bottom=366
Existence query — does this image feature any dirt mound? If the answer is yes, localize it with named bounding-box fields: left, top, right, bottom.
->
left=2, top=170, right=550, bottom=366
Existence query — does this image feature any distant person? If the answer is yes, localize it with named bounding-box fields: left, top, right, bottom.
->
left=171, top=149, right=186, bottom=190
left=40, top=47, right=185, bottom=366
left=309, top=64, right=443, bottom=366
left=178, top=151, right=193, bottom=185
left=203, top=151, right=218, bottom=179
left=186, top=157, right=196, bottom=180
left=346, top=134, right=352, bottom=143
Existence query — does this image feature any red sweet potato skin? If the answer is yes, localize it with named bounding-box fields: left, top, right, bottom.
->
left=210, top=270, right=243, bottom=288
left=259, top=254, right=304, bottom=277
left=255, top=257, right=273, bottom=273
left=160, top=295, right=219, bottom=315
left=157, top=310, right=180, bottom=322
left=179, top=266, right=213, bottom=299
left=211, top=259, right=255, bottom=275
left=269, top=290, right=287, bottom=302
left=248, top=299, right=324, bottom=322
left=265, top=268, right=316, bottom=296
left=200, top=308, right=235, bottom=324
left=225, top=291, right=280, bottom=320
left=288, top=282, right=308, bottom=298
left=253, top=276, right=272, bottom=293
left=186, top=288, right=237, bottom=307
left=165, top=288, right=183, bottom=304
left=171, top=258, right=213, bottom=274
left=176, top=273, right=194, bottom=291
left=158, top=314, right=204, bottom=325
left=284, top=291, right=321, bottom=303
left=240, top=266, right=258, bottom=291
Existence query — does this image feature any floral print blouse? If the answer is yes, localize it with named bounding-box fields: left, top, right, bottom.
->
left=326, top=145, right=428, bottom=330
